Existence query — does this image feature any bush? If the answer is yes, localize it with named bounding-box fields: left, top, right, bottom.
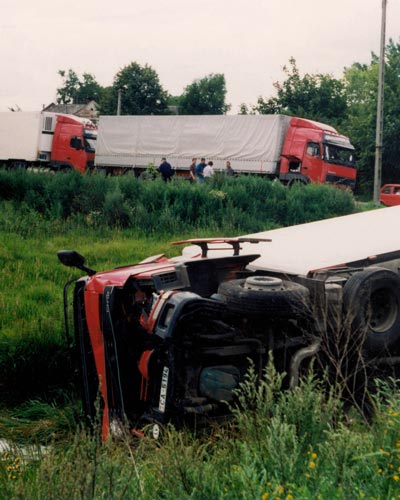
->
left=0, top=169, right=356, bottom=236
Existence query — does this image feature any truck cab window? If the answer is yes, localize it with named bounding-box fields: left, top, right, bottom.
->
left=70, top=136, right=83, bottom=150
left=83, top=129, right=97, bottom=153
left=306, top=142, right=320, bottom=157
left=324, top=144, right=355, bottom=167
left=84, top=137, right=96, bottom=153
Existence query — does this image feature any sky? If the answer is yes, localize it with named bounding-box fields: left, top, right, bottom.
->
left=1, top=0, right=400, bottom=114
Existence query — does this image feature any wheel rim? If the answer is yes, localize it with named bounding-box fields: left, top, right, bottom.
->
left=369, top=288, right=398, bottom=334
left=244, top=276, right=283, bottom=290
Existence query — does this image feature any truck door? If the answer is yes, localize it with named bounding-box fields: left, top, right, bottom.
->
left=302, top=141, right=323, bottom=183
left=51, top=121, right=87, bottom=173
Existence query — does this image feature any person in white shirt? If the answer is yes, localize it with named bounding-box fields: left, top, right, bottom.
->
left=203, top=161, right=215, bottom=178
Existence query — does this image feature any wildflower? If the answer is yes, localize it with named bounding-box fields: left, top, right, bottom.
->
left=378, top=468, right=383, bottom=474
left=278, top=486, right=284, bottom=494
left=261, top=494, right=269, bottom=500
left=393, top=412, right=399, bottom=417
left=393, top=474, right=400, bottom=482
left=286, top=495, right=294, bottom=500
left=309, top=461, right=316, bottom=469
left=232, top=465, right=240, bottom=471
left=311, top=452, right=317, bottom=460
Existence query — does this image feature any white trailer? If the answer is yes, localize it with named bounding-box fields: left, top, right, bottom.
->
left=0, top=111, right=63, bottom=165
left=95, top=115, right=291, bottom=174
left=181, top=205, right=400, bottom=277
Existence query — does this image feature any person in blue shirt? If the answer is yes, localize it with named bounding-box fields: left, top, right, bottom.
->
left=196, top=158, right=207, bottom=183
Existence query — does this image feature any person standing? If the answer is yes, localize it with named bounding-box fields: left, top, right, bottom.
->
left=158, top=157, right=174, bottom=182
left=196, top=158, right=207, bottom=183
left=225, top=160, right=235, bottom=177
left=189, top=158, right=197, bottom=182
left=203, top=161, right=214, bottom=179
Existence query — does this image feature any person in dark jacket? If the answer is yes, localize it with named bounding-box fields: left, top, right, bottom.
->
left=158, top=157, right=174, bottom=182
left=225, top=160, right=235, bottom=177
left=196, top=158, right=207, bottom=183
left=189, top=158, right=197, bottom=182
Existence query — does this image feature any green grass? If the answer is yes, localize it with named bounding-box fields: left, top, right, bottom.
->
left=1, top=370, right=400, bottom=500
left=0, top=218, right=191, bottom=405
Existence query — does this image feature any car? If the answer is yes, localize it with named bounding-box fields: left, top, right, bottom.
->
left=380, top=184, right=400, bottom=206
left=58, top=206, right=400, bottom=440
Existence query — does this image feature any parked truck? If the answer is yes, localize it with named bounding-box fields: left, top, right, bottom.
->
left=95, top=114, right=357, bottom=188
left=0, top=111, right=97, bottom=174
left=58, top=206, right=399, bottom=440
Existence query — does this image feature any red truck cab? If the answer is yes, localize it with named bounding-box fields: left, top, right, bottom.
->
left=279, top=117, right=356, bottom=189
left=50, top=115, right=97, bottom=174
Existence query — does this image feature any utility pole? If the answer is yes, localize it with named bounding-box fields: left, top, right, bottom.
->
left=117, top=88, right=122, bottom=116
left=373, top=0, right=387, bottom=204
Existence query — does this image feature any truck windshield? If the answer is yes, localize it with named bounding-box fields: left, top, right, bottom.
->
left=84, top=129, right=97, bottom=153
left=323, top=144, right=355, bottom=168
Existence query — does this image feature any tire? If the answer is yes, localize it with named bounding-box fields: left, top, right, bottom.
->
left=217, top=276, right=309, bottom=317
left=288, top=179, right=307, bottom=188
left=343, top=267, right=400, bottom=354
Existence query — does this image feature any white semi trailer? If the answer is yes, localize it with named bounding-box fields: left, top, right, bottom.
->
left=94, top=114, right=356, bottom=188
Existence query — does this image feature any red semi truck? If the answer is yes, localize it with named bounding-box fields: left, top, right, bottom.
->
left=95, top=115, right=357, bottom=188
left=0, top=111, right=97, bottom=174
left=58, top=206, right=400, bottom=440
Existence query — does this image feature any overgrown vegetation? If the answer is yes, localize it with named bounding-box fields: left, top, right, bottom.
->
left=0, top=169, right=355, bottom=235
left=1, top=368, right=400, bottom=499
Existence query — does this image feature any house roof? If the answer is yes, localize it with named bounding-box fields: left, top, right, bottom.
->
left=43, top=101, right=99, bottom=122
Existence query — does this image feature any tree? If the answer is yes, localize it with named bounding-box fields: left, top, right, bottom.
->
left=179, top=74, right=230, bottom=115
left=253, top=58, right=348, bottom=128
left=56, top=70, right=103, bottom=104
left=343, top=39, right=400, bottom=194
left=100, top=62, right=169, bottom=115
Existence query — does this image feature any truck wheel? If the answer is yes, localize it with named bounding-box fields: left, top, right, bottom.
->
left=217, top=276, right=309, bottom=317
left=343, top=268, right=400, bottom=355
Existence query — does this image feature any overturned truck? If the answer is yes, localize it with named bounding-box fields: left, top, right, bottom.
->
left=59, top=206, right=400, bottom=439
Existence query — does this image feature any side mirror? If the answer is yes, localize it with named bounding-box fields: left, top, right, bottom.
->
left=57, top=250, right=96, bottom=276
